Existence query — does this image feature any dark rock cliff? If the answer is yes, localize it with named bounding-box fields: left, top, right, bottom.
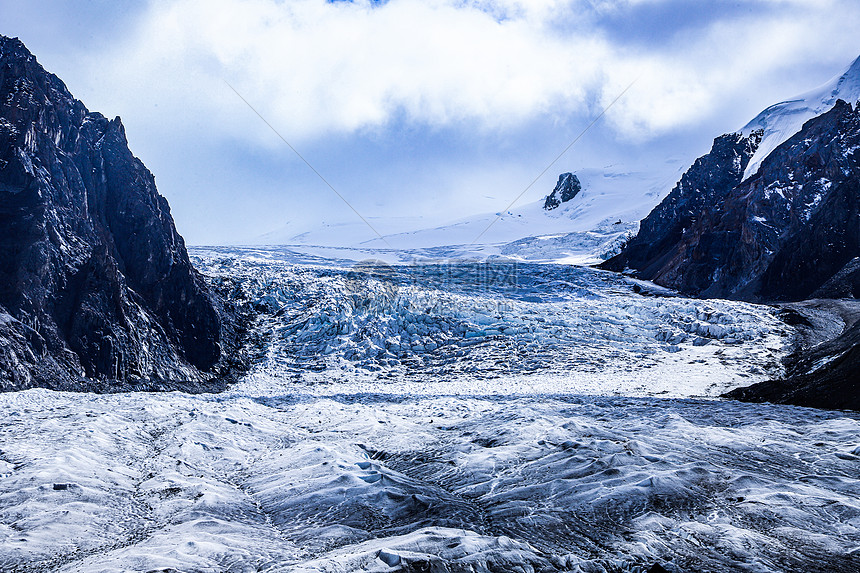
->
left=0, top=36, right=230, bottom=391
left=543, top=172, right=581, bottom=210
left=600, top=131, right=764, bottom=296
left=604, top=100, right=860, bottom=303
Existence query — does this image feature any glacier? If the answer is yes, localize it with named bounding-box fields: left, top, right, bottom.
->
left=0, top=247, right=858, bottom=572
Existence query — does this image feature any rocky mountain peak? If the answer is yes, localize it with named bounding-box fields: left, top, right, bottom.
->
left=0, top=35, right=230, bottom=391
left=543, top=172, right=581, bottom=210
left=601, top=129, right=762, bottom=289
left=604, top=97, right=860, bottom=302
left=603, top=90, right=860, bottom=409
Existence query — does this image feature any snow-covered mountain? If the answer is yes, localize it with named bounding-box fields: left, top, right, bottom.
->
left=741, top=55, right=860, bottom=179
left=365, top=168, right=677, bottom=263
left=254, top=215, right=432, bottom=248
left=609, top=52, right=860, bottom=302
left=252, top=162, right=683, bottom=263
left=350, top=164, right=681, bottom=262
left=251, top=56, right=860, bottom=266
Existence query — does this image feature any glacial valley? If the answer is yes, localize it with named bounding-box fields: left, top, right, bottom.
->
left=0, top=248, right=858, bottom=573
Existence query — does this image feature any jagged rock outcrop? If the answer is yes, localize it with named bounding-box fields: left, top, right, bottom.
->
left=0, top=36, right=230, bottom=391
left=600, top=130, right=763, bottom=296
left=604, top=100, right=860, bottom=303
left=543, top=172, right=581, bottom=210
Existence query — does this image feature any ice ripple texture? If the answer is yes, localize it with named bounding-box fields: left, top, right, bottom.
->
left=0, top=392, right=858, bottom=572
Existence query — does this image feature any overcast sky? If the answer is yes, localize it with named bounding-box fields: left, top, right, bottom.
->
left=2, top=0, right=860, bottom=244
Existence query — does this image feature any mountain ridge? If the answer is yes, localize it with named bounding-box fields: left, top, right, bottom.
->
left=741, top=54, right=860, bottom=180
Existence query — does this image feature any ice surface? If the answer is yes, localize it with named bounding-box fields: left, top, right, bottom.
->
left=1, top=391, right=858, bottom=572
left=195, top=246, right=787, bottom=399
left=0, top=247, right=857, bottom=572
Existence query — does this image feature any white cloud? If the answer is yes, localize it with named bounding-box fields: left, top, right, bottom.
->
left=87, top=0, right=860, bottom=147
left=94, top=0, right=599, bottom=143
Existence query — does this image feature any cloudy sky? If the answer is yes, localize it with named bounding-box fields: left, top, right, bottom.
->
left=2, top=0, right=860, bottom=244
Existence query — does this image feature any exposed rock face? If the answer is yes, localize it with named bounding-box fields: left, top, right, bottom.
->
left=725, top=301, right=860, bottom=411
left=600, top=131, right=763, bottom=296
left=543, top=172, right=581, bottom=210
left=605, top=100, right=860, bottom=303
left=0, top=36, right=226, bottom=391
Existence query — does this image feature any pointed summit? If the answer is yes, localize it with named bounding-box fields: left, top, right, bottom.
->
left=543, top=173, right=582, bottom=210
